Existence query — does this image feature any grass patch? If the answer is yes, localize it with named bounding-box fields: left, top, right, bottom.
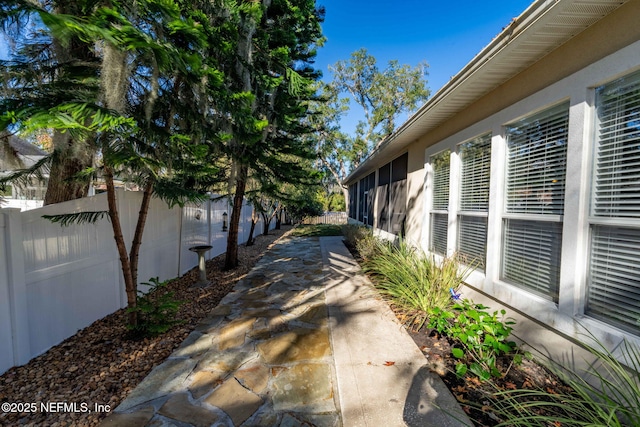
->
left=291, top=224, right=344, bottom=237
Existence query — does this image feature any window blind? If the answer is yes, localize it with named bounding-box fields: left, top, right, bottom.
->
left=460, top=134, right=491, bottom=212
left=506, top=103, right=569, bottom=215
left=593, top=71, right=640, bottom=218
left=587, top=71, right=640, bottom=334
left=431, top=213, right=448, bottom=255
left=458, top=216, right=487, bottom=269
left=587, top=226, right=640, bottom=333
left=430, top=150, right=450, bottom=254
left=432, top=150, right=450, bottom=211
left=502, top=219, right=562, bottom=302
left=502, top=104, right=568, bottom=301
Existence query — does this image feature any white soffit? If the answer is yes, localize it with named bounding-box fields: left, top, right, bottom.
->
left=345, top=0, right=629, bottom=183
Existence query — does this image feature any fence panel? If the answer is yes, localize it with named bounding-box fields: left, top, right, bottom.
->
left=19, top=194, right=122, bottom=358
left=0, top=213, right=13, bottom=373
left=302, top=212, right=348, bottom=225
left=210, top=196, right=230, bottom=257
left=0, top=191, right=260, bottom=374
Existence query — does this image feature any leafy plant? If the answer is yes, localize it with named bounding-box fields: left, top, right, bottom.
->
left=490, top=330, right=640, bottom=426
left=430, top=300, right=520, bottom=380
left=126, top=277, right=184, bottom=338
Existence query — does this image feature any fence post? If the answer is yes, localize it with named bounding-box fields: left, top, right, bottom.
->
left=4, top=209, right=30, bottom=366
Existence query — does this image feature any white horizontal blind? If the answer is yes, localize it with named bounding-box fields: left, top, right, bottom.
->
left=502, top=103, right=569, bottom=302
left=460, top=134, right=491, bottom=211
left=458, top=134, right=491, bottom=269
left=503, top=220, right=562, bottom=300
left=592, top=71, right=640, bottom=218
left=588, top=70, right=640, bottom=334
left=505, top=103, right=569, bottom=215
left=432, top=150, right=450, bottom=210
left=588, top=226, right=640, bottom=333
left=431, top=213, right=448, bottom=255
left=458, top=216, right=488, bottom=269
left=430, top=150, right=450, bottom=254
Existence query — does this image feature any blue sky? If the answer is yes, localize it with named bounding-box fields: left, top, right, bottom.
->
left=0, top=1, right=534, bottom=134
left=314, top=0, right=534, bottom=134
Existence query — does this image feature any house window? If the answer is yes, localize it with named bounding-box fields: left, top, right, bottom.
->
left=588, top=70, right=640, bottom=333
left=458, top=134, right=491, bottom=270
left=502, top=103, right=569, bottom=302
left=358, top=173, right=375, bottom=226
left=430, top=150, right=450, bottom=255
left=377, top=153, right=408, bottom=235
left=377, top=162, right=391, bottom=232
left=348, top=184, right=357, bottom=219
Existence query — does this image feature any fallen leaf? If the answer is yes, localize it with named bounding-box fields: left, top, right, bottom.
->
left=505, top=381, right=517, bottom=390
left=384, top=361, right=395, bottom=366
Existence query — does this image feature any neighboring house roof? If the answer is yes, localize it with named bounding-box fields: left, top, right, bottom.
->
left=0, top=136, right=48, bottom=172
left=344, top=0, right=631, bottom=184
left=8, top=136, right=47, bottom=156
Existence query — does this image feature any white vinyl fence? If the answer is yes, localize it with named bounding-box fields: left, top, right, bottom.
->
left=0, top=189, right=270, bottom=374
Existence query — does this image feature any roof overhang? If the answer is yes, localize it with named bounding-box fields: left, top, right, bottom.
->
left=343, top=0, right=629, bottom=185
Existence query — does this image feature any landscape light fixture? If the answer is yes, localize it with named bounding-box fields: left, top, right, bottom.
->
left=222, top=212, right=228, bottom=232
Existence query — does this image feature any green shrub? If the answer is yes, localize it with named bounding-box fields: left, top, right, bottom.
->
left=429, top=300, right=521, bottom=381
left=342, top=224, right=381, bottom=261
left=363, top=240, right=471, bottom=326
left=127, top=277, right=184, bottom=337
left=491, top=331, right=640, bottom=426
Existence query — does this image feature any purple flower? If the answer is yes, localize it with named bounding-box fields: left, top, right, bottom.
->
left=450, top=288, right=461, bottom=301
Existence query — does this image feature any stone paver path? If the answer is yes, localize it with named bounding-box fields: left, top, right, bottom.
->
left=101, top=235, right=341, bottom=427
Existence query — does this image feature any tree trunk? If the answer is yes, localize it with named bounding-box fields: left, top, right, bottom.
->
left=261, top=212, right=269, bottom=235
left=129, top=182, right=153, bottom=287
left=104, top=166, right=138, bottom=326
left=224, top=164, right=248, bottom=270
left=245, top=216, right=257, bottom=247
left=43, top=133, right=91, bottom=205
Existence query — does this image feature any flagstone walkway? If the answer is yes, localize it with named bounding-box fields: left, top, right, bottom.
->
left=99, top=234, right=470, bottom=427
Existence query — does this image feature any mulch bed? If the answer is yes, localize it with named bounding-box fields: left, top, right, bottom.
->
left=342, top=239, right=577, bottom=427
left=0, top=226, right=291, bottom=427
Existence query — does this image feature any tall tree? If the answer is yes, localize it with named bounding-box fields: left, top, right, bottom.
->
left=2, top=0, right=221, bottom=326
left=221, top=0, right=325, bottom=269
left=328, top=48, right=430, bottom=167
left=0, top=0, right=102, bottom=204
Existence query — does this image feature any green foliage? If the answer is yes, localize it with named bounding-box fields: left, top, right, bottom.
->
left=126, top=277, right=183, bottom=338
left=291, top=224, right=343, bottom=237
left=42, top=211, right=109, bottom=227
left=429, top=300, right=520, bottom=381
left=341, top=224, right=380, bottom=261
left=364, top=240, right=472, bottom=324
left=327, top=48, right=430, bottom=166
left=490, top=330, right=640, bottom=426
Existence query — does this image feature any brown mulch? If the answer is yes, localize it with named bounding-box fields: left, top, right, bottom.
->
left=405, top=323, right=575, bottom=426
left=0, top=225, right=292, bottom=427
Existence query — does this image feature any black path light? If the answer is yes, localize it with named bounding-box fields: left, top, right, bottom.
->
left=222, top=212, right=228, bottom=232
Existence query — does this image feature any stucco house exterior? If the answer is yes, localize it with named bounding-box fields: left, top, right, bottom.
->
left=344, top=0, right=640, bottom=353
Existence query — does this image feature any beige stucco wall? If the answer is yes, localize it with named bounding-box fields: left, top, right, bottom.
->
left=402, top=0, right=640, bottom=245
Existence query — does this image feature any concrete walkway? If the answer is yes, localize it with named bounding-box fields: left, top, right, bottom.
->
left=100, top=234, right=471, bottom=427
